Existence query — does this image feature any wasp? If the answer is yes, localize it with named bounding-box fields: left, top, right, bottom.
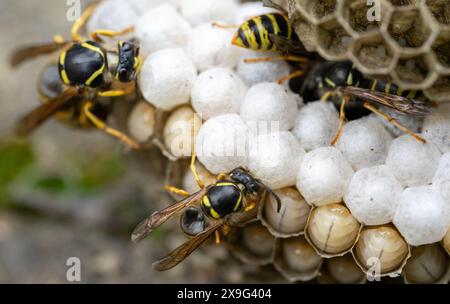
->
left=227, top=0, right=315, bottom=84
left=300, top=61, right=435, bottom=144
left=131, top=154, right=281, bottom=271
left=10, top=1, right=143, bottom=149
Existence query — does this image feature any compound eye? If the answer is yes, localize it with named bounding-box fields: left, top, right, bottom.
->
left=118, top=69, right=130, bottom=81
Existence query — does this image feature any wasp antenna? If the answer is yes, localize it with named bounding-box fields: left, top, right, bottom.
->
left=265, top=186, right=282, bottom=213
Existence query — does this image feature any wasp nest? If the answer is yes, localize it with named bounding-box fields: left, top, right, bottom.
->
left=287, top=0, right=450, bottom=101
left=86, top=0, right=450, bottom=284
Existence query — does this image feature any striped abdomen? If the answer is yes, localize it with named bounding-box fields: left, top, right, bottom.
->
left=232, top=13, right=296, bottom=52
left=359, top=78, right=425, bottom=100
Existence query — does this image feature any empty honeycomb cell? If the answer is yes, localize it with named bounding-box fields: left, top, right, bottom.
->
left=287, top=0, right=449, bottom=91
left=431, top=30, right=450, bottom=74
left=316, top=18, right=353, bottom=60
left=424, top=0, right=450, bottom=26
left=388, top=0, right=420, bottom=7
left=391, top=54, right=439, bottom=89
left=386, top=7, right=438, bottom=54
left=349, top=32, right=397, bottom=74
left=338, top=0, right=393, bottom=37
left=424, top=75, right=450, bottom=103
left=294, top=0, right=338, bottom=24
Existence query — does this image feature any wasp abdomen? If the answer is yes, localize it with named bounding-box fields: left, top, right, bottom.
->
left=232, top=13, right=295, bottom=52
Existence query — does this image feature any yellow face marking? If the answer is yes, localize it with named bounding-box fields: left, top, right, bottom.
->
left=325, top=78, right=336, bottom=88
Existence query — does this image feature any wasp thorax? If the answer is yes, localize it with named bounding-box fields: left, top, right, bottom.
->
left=260, top=187, right=310, bottom=238
left=403, top=243, right=450, bottom=284
left=228, top=222, right=275, bottom=266
left=353, top=224, right=410, bottom=277
left=305, top=203, right=361, bottom=258
left=127, top=101, right=156, bottom=143
left=320, top=254, right=366, bottom=284
left=163, top=105, right=202, bottom=159
left=273, top=236, right=323, bottom=282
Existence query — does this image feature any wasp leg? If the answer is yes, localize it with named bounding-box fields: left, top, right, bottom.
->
left=244, top=54, right=309, bottom=64
left=277, top=69, right=305, bottom=84
left=216, top=173, right=228, bottom=181
left=244, top=196, right=257, bottom=212
left=190, top=153, right=205, bottom=189
left=164, top=185, right=190, bottom=197
left=331, top=95, right=349, bottom=146
left=363, top=102, right=427, bottom=144
left=212, top=22, right=238, bottom=29
left=71, top=0, right=101, bottom=41
left=222, top=224, right=231, bottom=236
left=215, top=231, right=222, bottom=245
left=83, top=101, right=142, bottom=149
left=98, top=84, right=135, bottom=98
left=91, top=27, right=135, bottom=42
left=321, top=90, right=336, bottom=102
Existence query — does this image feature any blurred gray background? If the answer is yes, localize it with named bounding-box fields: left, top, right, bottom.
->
left=0, top=0, right=253, bottom=284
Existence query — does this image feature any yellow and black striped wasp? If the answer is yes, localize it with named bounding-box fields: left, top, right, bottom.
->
left=300, top=61, right=435, bottom=144
left=10, top=1, right=143, bottom=149
left=131, top=155, right=281, bottom=271
left=229, top=0, right=316, bottom=84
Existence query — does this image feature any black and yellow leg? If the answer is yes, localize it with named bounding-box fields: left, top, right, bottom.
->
left=98, top=83, right=135, bottom=98
left=83, top=101, right=142, bottom=149
left=164, top=185, right=190, bottom=197
left=190, top=153, right=205, bottom=189
left=244, top=197, right=257, bottom=212
left=363, top=102, right=427, bottom=144
left=71, top=0, right=101, bottom=41
left=215, top=231, right=222, bottom=244
left=91, top=27, right=135, bottom=42
left=331, top=96, right=349, bottom=146
left=216, top=173, right=228, bottom=181
left=244, top=54, right=309, bottom=64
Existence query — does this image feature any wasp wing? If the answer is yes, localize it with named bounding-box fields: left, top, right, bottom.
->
left=262, top=0, right=287, bottom=14
left=15, top=87, right=79, bottom=137
left=131, top=186, right=210, bottom=243
left=10, top=42, right=71, bottom=68
left=152, top=220, right=223, bottom=271
left=341, top=86, right=434, bottom=116
left=268, top=34, right=309, bottom=56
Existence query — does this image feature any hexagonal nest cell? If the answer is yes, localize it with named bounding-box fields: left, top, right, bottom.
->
left=296, top=0, right=338, bottom=22
left=316, top=19, right=353, bottom=59
left=425, top=0, right=450, bottom=25
left=387, top=8, right=434, bottom=50
left=339, top=0, right=390, bottom=35
left=432, top=32, right=450, bottom=70
left=425, top=75, right=450, bottom=102
left=387, top=0, right=419, bottom=7
left=393, top=55, right=432, bottom=85
left=351, top=33, right=396, bottom=72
